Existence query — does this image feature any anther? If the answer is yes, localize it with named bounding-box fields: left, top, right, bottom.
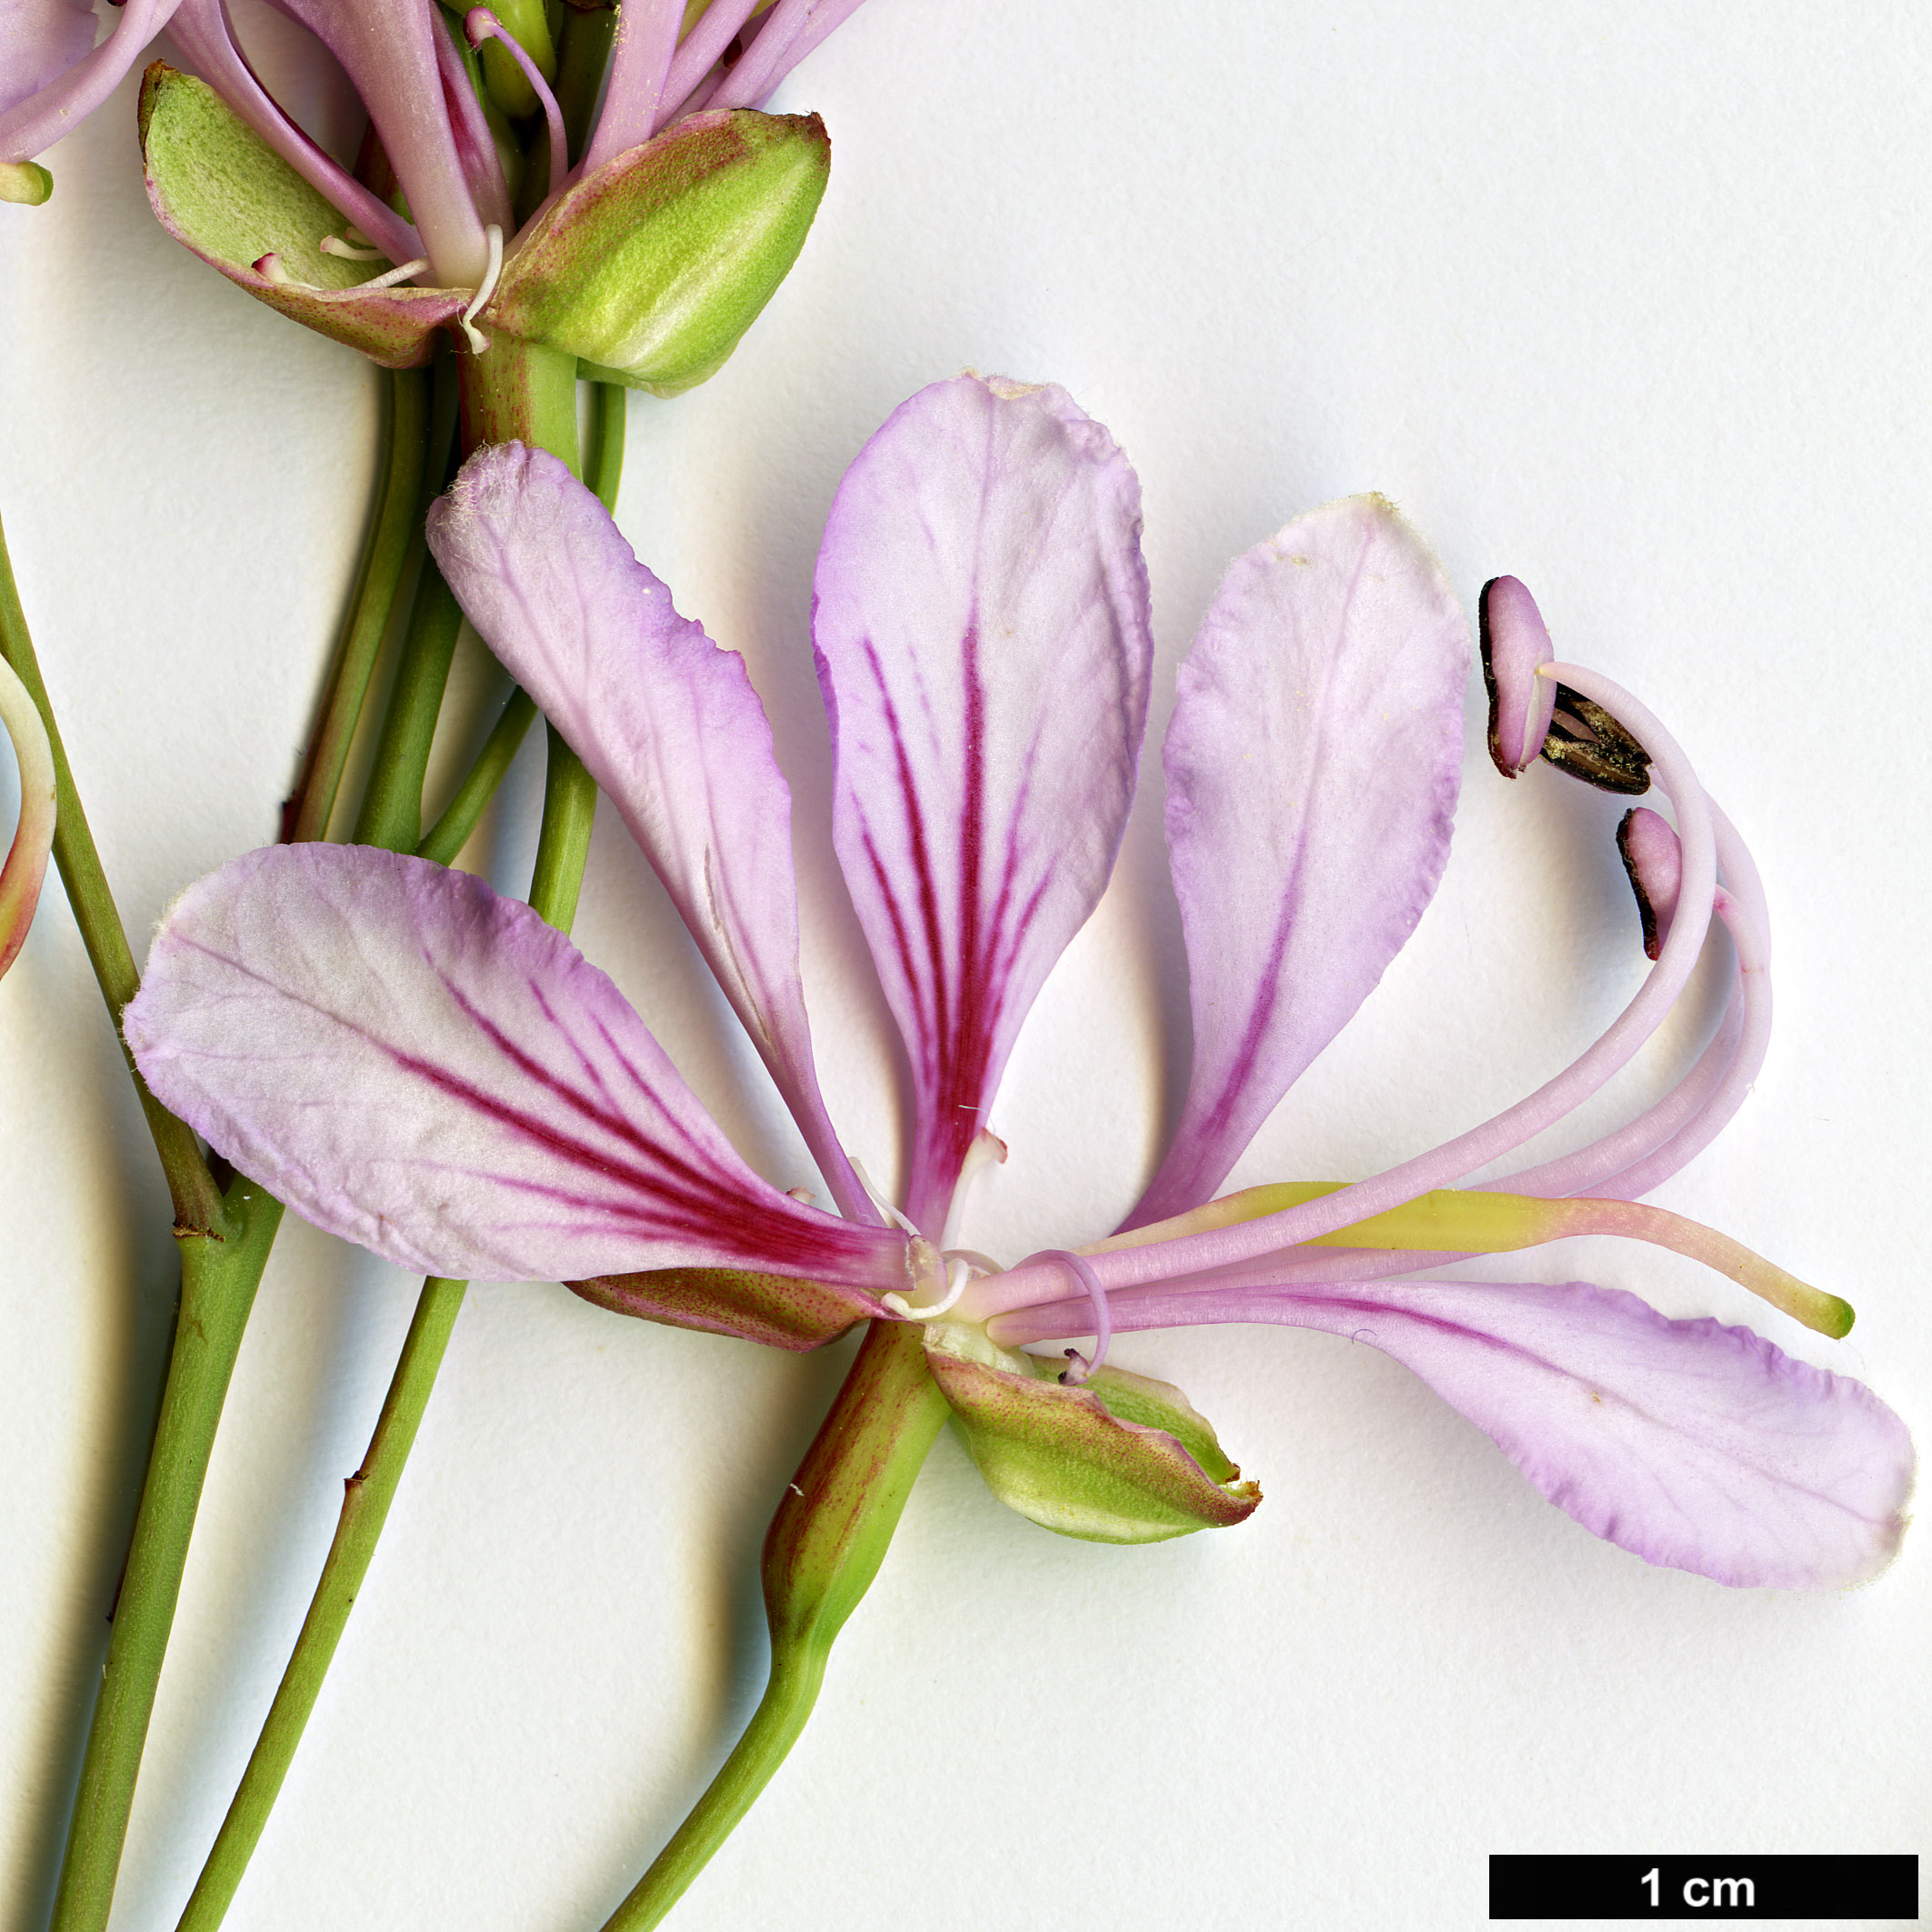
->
left=1535, top=666, right=1653, bottom=794
left=320, top=235, right=385, bottom=261
left=1020, top=1249, right=1112, bottom=1384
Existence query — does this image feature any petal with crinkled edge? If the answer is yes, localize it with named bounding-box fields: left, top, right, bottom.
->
left=813, top=375, right=1153, bottom=1235
left=994, top=1278, right=1913, bottom=1589
left=124, top=846, right=910, bottom=1291
left=426, top=444, right=868, bottom=1220
left=1125, top=496, right=1467, bottom=1228
left=139, top=65, right=463, bottom=367
left=925, top=1320, right=1258, bottom=1544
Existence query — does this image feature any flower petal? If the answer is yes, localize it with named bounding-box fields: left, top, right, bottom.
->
left=0, top=0, right=99, bottom=124
left=1125, top=496, right=1467, bottom=1228
left=124, top=845, right=910, bottom=1290
left=813, top=375, right=1153, bottom=1234
left=0, top=649, right=55, bottom=980
left=999, top=1278, right=1912, bottom=1589
left=425, top=444, right=873, bottom=1223
left=265, top=0, right=488, bottom=285
left=0, top=0, right=172, bottom=164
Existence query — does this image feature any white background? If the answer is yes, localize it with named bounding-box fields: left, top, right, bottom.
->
left=3, top=3, right=1927, bottom=1928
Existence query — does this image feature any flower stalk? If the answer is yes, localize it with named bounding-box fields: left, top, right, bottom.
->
left=0, top=515, right=225, bottom=1235
left=601, top=1319, right=951, bottom=1932
left=282, top=367, right=434, bottom=844
left=170, top=350, right=622, bottom=1931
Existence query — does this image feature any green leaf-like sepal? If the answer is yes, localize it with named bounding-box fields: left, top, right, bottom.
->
left=568, top=1266, right=884, bottom=1351
left=137, top=64, right=465, bottom=366
left=486, top=109, right=831, bottom=396
left=925, top=1321, right=1261, bottom=1544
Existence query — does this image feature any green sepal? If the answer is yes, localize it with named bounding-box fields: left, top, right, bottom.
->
left=0, top=161, right=54, bottom=206
left=924, top=1321, right=1261, bottom=1544
left=485, top=108, right=831, bottom=396
left=137, top=64, right=465, bottom=367
left=567, top=1266, right=884, bottom=1351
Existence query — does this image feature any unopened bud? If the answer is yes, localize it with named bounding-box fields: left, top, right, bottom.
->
left=486, top=108, right=831, bottom=396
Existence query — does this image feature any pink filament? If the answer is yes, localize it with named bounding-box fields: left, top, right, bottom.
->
left=966, top=663, right=1719, bottom=1326
left=466, top=8, right=566, bottom=205
left=1021, top=1249, right=1111, bottom=1382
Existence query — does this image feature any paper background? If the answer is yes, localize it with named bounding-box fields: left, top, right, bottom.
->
left=2, top=3, right=1927, bottom=1927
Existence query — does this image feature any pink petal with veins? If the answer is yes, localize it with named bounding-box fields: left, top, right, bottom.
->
left=991, top=1276, right=1913, bottom=1590
left=125, top=845, right=908, bottom=1289
left=813, top=375, right=1153, bottom=1235
left=426, top=444, right=875, bottom=1225
left=1125, top=495, right=1467, bottom=1228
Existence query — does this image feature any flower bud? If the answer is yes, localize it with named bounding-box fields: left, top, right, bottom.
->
left=924, top=1320, right=1260, bottom=1543
left=484, top=108, right=830, bottom=395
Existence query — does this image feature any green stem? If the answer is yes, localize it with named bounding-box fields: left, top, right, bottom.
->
left=0, top=514, right=225, bottom=1236
left=172, top=1274, right=465, bottom=1932
left=585, top=382, right=627, bottom=511
left=349, top=561, right=464, bottom=850
left=50, top=1186, right=285, bottom=1932
left=555, top=4, right=619, bottom=167
left=349, top=353, right=465, bottom=852
left=47, top=347, right=455, bottom=1932
left=171, top=338, right=601, bottom=1932
left=412, top=380, right=622, bottom=869
left=283, top=368, right=432, bottom=845
left=602, top=1322, right=949, bottom=1932
left=415, top=688, right=537, bottom=867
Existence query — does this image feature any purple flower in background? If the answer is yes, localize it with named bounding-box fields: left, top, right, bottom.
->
left=125, top=375, right=1913, bottom=1588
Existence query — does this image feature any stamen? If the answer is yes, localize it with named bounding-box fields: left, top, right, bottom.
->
left=457, top=225, right=505, bottom=355
left=320, top=235, right=386, bottom=262
left=255, top=251, right=434, bottom=295
left=847, top=1156, right=918, bottom=1237
left=970, top=660, right=1721, bottom=1325
left=1020, top=1249, right=1111, bottom=1384
left=943, top=1246, right=1005, bottom=1276
left=883, top=1256, right=973, bottom=1322
left=940, top=1127, right=1008, bottom=1251
left=467, top=8, right=567, bottom=201
left=353, top=257, right=435, bottom=293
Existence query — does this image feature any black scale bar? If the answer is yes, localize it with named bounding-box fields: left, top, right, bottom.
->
left=1489, top=1855, right=1918, bottom=1920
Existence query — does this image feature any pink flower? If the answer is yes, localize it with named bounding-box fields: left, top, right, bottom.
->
left=125, top=375, right=1914, bottom=1588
